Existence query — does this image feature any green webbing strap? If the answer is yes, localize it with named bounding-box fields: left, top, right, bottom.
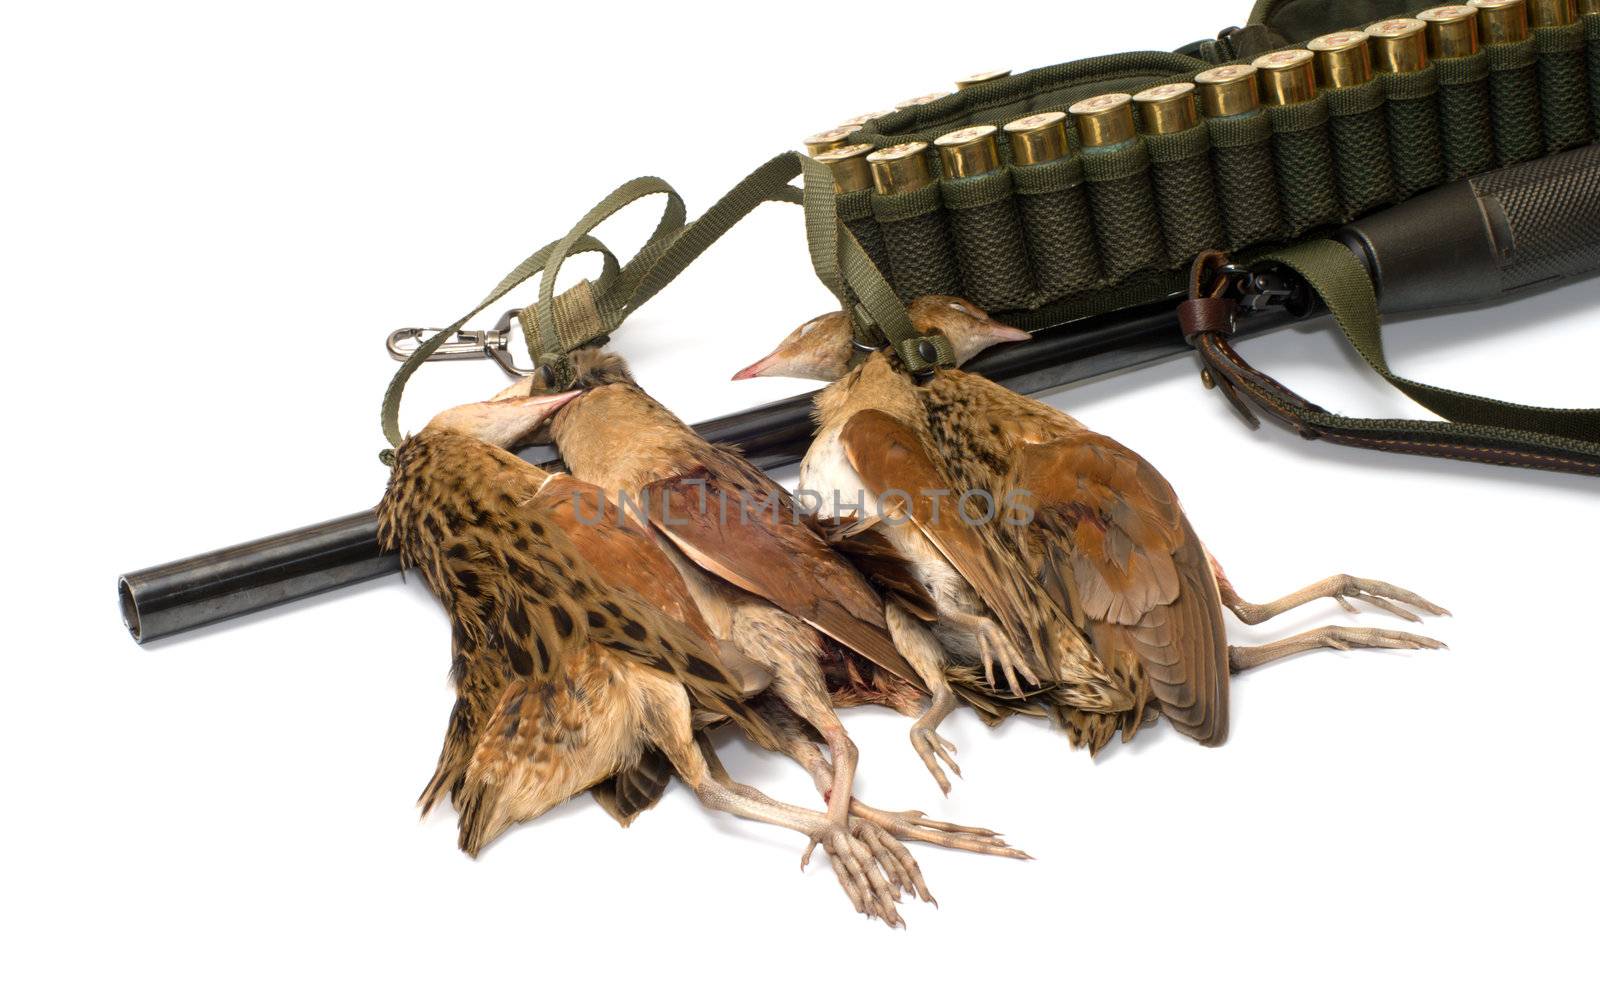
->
left=378, top=233, right=621, bottom=449
left=1254, top=238, right=1600, bottom=471
left=379, top=152, right=928, bottom=452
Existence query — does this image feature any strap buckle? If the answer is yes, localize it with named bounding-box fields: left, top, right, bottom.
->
left=384, top=309, right=533, bottom=379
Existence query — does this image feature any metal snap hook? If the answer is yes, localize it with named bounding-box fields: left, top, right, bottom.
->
left=384, top=310, right=534, bottom=379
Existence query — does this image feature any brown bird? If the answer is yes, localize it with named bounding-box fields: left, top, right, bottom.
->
left=524, top=350, right=1022, bottom=844
left=734, top=296, right=1447, bottom=755
left=376, top=387, right=936, bottom=924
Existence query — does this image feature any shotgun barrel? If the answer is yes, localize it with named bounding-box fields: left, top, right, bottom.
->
left=118, top=143, right=1600, bottom=644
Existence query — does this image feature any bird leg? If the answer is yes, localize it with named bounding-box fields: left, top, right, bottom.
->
left=1211, top=562, right=1450, bottom=626
left=691, top=738, right=927, bottom=926
left=883, top=599, right=961, bottom=794
left=1229, top=625, right=1446, bottom=673
left=942, top=609, right=1039, bottom=697
left=770, top=725, right=1027, bottom=860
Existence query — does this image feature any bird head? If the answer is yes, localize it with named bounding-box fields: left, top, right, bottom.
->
left=423, top=385, right=584, bottom=450
left=733, top=295, right=1030, bottom=382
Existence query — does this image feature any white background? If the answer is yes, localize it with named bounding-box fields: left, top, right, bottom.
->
left=5, top=2, right=1597, bottom=1002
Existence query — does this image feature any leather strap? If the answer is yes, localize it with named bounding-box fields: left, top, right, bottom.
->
left=1180, top=248, right=1600, bottom=476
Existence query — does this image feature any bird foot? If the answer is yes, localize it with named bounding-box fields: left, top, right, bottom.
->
left=1230, top=625, right=1446, bottom=673
left=850, top=804, right=1030, bottom=861
left=968, top=618, right=1038, bottom=697
left=1323, top=575, right=1451, bottom=623
left=909, top=724, right=961, bottom=795
left=799, top=819, right=931, bottom=927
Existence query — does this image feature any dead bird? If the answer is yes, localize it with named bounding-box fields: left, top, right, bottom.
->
left=522, top=349, right=1013, bottom=839
left=734, top=296, right=1448, bottom=755
left=376, top=386, right=934, bottom=925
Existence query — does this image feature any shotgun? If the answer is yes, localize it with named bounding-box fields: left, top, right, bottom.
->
left=118, top=143, right=1600, bottom=644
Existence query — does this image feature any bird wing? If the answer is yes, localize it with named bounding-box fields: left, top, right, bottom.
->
left=1016, top=430, right=1229, bottom=745
left=810, top=514, right=939, bottom=622
left=642, top=459, right=918, bottom=685
left=837, top=408, right=1056, bottom=677
left=535, top=473, right=771, bottom=699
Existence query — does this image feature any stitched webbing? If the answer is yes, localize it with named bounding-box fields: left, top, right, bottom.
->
left=379, top=153, right=932, bottom=451
left=1245, top=239, right=1600, bottom=470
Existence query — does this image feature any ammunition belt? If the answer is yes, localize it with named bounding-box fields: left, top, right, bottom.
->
left=813, top=2, right=1600, bottom=328
left=381, top=0, right=1600, bottom=478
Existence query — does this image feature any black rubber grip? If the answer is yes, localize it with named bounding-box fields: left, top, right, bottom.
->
left=1339, top=143, right=1600, bottom=313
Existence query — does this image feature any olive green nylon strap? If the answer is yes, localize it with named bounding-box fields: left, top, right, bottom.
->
left=379, top=152, right=927, bottom=449
left=378, top=234, right=621, bottom=448
left=1257, top=238, right=1600, bottom=467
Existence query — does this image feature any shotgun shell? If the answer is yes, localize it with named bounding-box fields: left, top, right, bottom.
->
left=867, top=141, right=934, bottom=195
left=894, top=92, right=950, bottom=110
left=1252, top=49, right=1319, bottom=104
left=954, top=69, right=1011, bottom=90
left=1069, top=93, right=1137, bottom=147
left=803, top=126, right=857, bottom=156
left=1003, top=111, right=1071, bottom=165
left=815, top=143, right=875, bottom=194
left=1527, top=0, right=1579, bottom=25
left=1367, top=18, right=1432, bottom=72
left=1195, top=64, right=1261, bottom=116
left=1133, top=82, right=1200, bottom=133
left=840, top=110, right=896, bottom=128
left=1418, top=6, right=1482, bottom=57
left=1469, top=0, right=1531, bottom=43
left=934, top=125, right=1003, bottom=177
left=1308, top=31, right=1375, bottom=88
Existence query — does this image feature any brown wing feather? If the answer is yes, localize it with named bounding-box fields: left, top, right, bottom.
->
left=838, top=408, right=1057, bottom=679
left=643, top=463, right=917, bottom=685
left=537, top=473, right=771, bottom=698
left=811, top=515, right=939, bottom=621
left=1019, top=432, right=1229, bottom=745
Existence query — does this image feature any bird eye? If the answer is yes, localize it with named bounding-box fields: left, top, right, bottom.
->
left=947, top=301, right=971, bottom=315
left=801, top=321, right=818, bottom=336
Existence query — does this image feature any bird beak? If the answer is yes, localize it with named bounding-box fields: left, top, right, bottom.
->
left=732, top=353, right=778, bottom=381
left=986, top=321, right=1032, bottom=343
left=425, top=387, right=585, bottom=448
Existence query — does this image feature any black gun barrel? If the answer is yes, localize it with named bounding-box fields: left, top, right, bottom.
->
left=119, top=144, right=1600, bottom=644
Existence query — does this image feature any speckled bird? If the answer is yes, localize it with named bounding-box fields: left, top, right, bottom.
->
left=517, top=351, right=1035, bottom=849
left=376, top=387, right=941, bottom=925
left=734, top=296, right=1448, bottom=755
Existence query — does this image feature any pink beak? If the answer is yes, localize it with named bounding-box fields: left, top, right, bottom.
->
left=989, top=322, right=1031, bottom=343
left=732, top=353, right=777, bottom=381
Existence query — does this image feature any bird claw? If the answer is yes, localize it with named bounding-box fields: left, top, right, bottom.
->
left=1326, top=626, right=1447, bottom=653
left=974, top=621, right=1035, bottom=698
left=1330, top=575, right=1451, bottom=623
left=853, top=805, right=1029, bottom=861
left=808, top=821, right=921, bottom=927
left=909, top=725, right=961, bottom=795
